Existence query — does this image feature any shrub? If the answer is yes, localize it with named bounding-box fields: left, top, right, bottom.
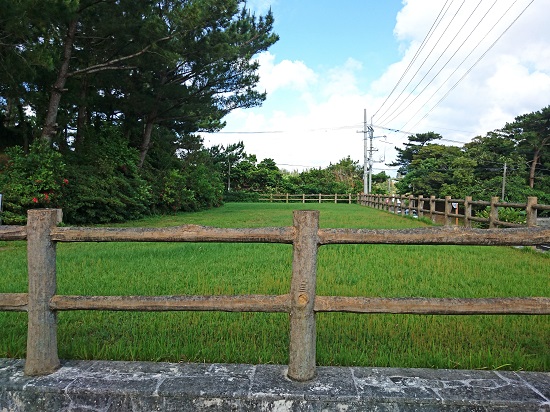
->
left=0, top=141, right=67, bottom=225
left=61, top=126, right=152, bottom=224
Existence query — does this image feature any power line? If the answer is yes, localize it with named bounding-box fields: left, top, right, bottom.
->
left=372, top=0, right=452, bottom=120
left=404, top=0, right=535, bottom=132
left=374, top=0, right=534, bottom=133
left=377, top=0, right=468, bottom=125
left=380, top=0, right=493, bottom=126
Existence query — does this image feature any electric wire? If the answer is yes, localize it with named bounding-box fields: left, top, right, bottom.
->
left=377, top=0, right=469, bottom=126
left=374, top=0, right=534, bottom=134
left=375, top=0, right=456, bottom=123
left=372, top=0, right=452, bottom=120
left=404, top=0, right=535, bottom=132
left=381, top=0, right=492, bottom=127
left=396, top=0, right=518, bottom=131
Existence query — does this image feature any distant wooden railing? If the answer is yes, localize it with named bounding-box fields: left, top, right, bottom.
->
left=259, top=193, right=356, bottom=204
left=358, top=194, right=550, bottom=228
left=1, top=209, right=550, bottom=381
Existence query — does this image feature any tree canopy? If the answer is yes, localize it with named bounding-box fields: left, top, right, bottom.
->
left=0, top=0, right=278, bottom=223
left=393, top=106, right=550, bottom=204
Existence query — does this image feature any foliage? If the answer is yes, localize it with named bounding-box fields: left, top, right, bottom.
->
left=61, top=126, right=152, bottom=224
left=0, top=0, right=277, bottom=224
left=394, top=108, right=550, bottom=204
left=390, top=132, right=442, bottom=175
left=0, top=141, right=67, bottom=224
left=474, top=206, right=526, bottom=227
left=501, top=105, right=550, bottom=189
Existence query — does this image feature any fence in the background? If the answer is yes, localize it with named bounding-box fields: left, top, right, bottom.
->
left=259, top=193, right=357, bottom=204
left=1, top=209, right=550, bottom=381
left=358, top=194, right=550, bottom=228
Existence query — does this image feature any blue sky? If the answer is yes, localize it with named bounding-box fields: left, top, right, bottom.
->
left=203, top=0, right=550, bottom=174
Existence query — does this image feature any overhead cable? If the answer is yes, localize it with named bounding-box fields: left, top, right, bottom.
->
left=377, top=0, right=468, bottom=125
left=372, top=0, right=452, bottom=120
left=404, top=0, right=535, bottom=132
left=374, top=0, right=456, bottom=123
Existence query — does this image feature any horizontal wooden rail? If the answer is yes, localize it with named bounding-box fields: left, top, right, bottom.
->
left=3, top=293, right=550, bottom=315
left=0, top=293, right=28, bottom=311
left=0, top=225, right=27, bottom=241
left=50, top=294, right=291, bottom=312
left=315, top=296, right=550, bottom=315
left=51, top=295, right=550, bottom=315
left=318, top=226, right=550, bottom=246
left=51, top=225, right=295, bottom=243
left=259, top=193, right=356, bottom=204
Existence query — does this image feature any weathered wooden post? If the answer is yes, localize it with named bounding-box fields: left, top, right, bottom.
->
left=288, top=210, right=319, bottom=381
left=418, top=195, right=424, bottom=218
left=348, top=193, right=352, bottom=204
left=444, top=196, right=452, bottom=226
left=489, top=196, right=499, bottom=228
left=430, top=196, right=436, bottom=222
left=464, top=196, right=472, bottom=228
left=526, top=196, right=538, bottom=227
left=25, top=209, right=62, bottom=376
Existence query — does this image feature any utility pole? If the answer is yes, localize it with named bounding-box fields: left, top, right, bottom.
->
left=358, top=109, right=374, bottom=194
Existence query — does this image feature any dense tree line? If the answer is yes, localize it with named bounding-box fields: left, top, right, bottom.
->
left=0, top=0, right=278, bottom=224
left=393, top=106, right=550, bottom=205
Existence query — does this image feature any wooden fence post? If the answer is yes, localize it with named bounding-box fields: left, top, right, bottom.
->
left=489, top=196, right=499, bottom=228
left=464, top=196, right=472, bottom=228
left=418, top=195, right=424, bottom=218
left=526, top=196, right=538, bottom=227
left=302, top=194, right=305, bottom=203
left=430, top=196, right=436, bottom=222
left=288, top=210, right=319, bottom=381
left=348, top=193, right=352, bottom=204
left=444, top=196, right=452, bottom=226
left=25, top=209, right=62, bottom=376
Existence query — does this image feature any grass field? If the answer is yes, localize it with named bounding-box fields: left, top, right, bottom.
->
left=1, top=202, right=549, bottom=370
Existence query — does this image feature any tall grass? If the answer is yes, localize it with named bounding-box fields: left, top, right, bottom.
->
left=1, top=203, right=548, bottom=370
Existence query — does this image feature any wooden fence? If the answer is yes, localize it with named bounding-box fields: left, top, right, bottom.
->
left=1, top=209, right=550, bottom=381
left=358, top=194, right=550, bottom=228
left=259, top=193, right=356, bottom=204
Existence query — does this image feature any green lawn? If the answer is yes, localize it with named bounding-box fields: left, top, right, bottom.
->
left=1, top=202, right=549, bottom=370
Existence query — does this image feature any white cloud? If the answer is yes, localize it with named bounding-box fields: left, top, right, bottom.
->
left=206, top=0, right=550, bottom=176
left=255, top=52, right=317, bottom=94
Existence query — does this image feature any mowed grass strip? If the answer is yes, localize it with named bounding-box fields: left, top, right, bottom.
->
left=1, top=203, right=548, bottom=370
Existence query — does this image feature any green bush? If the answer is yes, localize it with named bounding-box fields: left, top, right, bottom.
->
left=61, top=126, right=153, bottom=224
left=0, top=141, right=67, bottom=224
left=474, top=206, right=526, bottom=228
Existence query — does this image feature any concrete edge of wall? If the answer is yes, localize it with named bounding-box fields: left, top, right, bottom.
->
left=1, top=358, right=549, bottom=411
